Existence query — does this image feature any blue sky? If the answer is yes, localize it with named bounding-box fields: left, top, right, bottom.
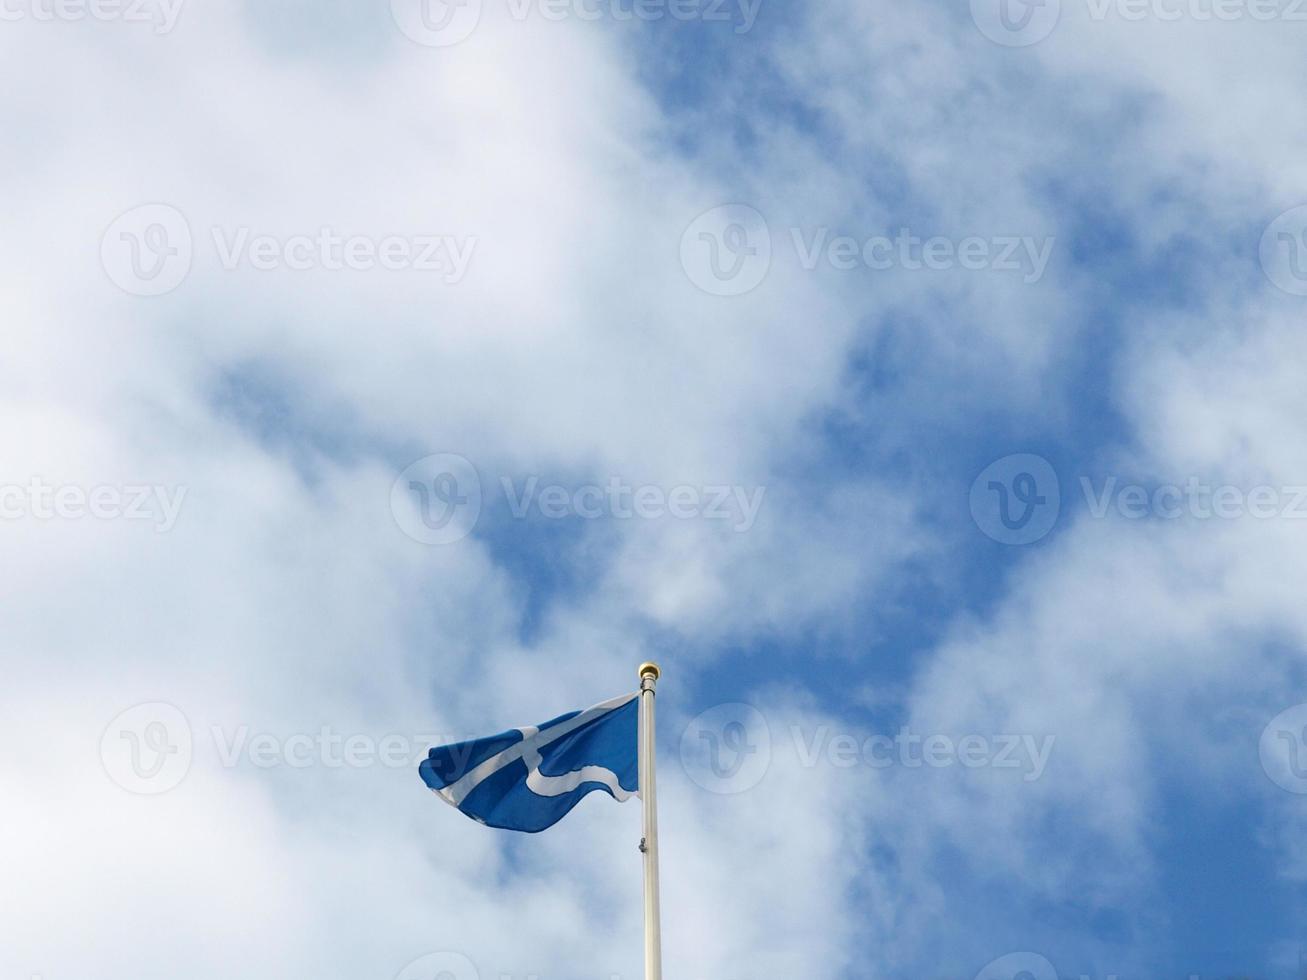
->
left=4, top=1, right=1307, bottom=978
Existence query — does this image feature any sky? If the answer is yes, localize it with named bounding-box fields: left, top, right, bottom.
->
left=3, top=0, right=1307, bottom=978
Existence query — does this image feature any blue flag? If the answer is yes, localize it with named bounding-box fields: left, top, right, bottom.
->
left=419, top=692, right=639, bottom=833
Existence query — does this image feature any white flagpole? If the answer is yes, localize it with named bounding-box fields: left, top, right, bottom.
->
left=637, top=662, right=662, bottom=980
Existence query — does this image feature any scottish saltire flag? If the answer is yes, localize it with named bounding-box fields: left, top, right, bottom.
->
left=419, top=692, right=639, bottom=833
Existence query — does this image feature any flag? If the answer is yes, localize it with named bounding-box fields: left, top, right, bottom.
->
left=419, top=692, right=639, bottom=833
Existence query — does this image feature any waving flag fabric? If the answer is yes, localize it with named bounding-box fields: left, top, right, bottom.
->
left=419, top=692, right=639, bottom=833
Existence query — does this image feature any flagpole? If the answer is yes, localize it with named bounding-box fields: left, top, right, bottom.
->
left=637, top=661, right=662, bottom=980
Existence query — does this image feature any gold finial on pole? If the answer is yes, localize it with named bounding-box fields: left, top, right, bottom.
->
left=638, top=661, right=661, bottom=681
